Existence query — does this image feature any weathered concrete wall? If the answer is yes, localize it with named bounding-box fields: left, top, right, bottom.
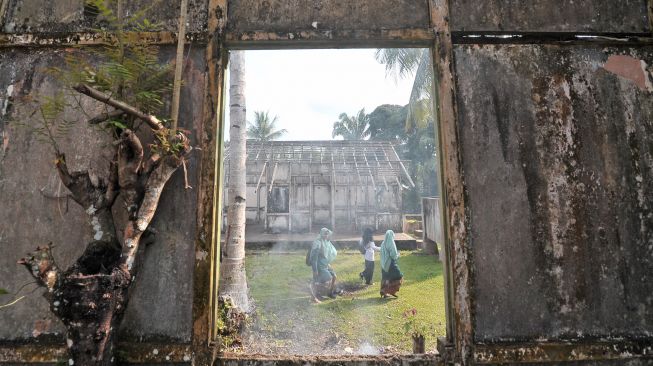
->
left=227, top=0, right=429, bottom=32
left=220, top=354, right=440, bottom=366
left=453, top=44, right=653, bottom=342
left=440, top=1, right=653, bottom=363
left=1, top=0, right=208, bottom=33
left=0, top=45, right=205, bottom=342
left=449, top=0, right=651, bottom=33
left=422, top=197, right=443, bottom=246
left=2, top=0, right=653, bottom=364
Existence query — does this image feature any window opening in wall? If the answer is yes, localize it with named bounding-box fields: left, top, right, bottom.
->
left=219, top=48, right=444, bottom=356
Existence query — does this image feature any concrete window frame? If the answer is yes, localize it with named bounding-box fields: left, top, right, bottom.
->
left=0, top=1, right=461, bottom=363
left=203, top=1, right=460, bottom=363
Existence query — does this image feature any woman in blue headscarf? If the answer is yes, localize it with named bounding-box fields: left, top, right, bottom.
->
left=380, top=230, right=403, bottom=298
left=309, top=228, right=338, bottom=302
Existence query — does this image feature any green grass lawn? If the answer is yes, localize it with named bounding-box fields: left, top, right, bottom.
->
left=244, top=249, right=446, bottom=355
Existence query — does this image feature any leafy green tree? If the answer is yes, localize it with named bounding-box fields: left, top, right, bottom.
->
left=247, top=111, right=287, bottom=141
left=375, top=49, right=433, bottom=129
left=400, top=122, right=438, bottom=213
left=374, top=49, right=439, bottom=213
left=332, top=108, right=371, bottom=140
left=367, top=104, right=438, bottom=213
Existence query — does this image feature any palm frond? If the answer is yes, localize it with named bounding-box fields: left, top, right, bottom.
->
left=332, top=108, right=370, bottom=140
left=374, top=49, right=423, bottom=80
left=265, top=129, right=288, bottom=141
left=403, top=51, right=433, bottom=130
left=247, top=111, right=286, bottom=141
left=376, top=48, right=435, bottom=130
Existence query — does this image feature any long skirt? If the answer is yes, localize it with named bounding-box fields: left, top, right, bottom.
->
left=380, top=259, right=403, bottom=296
left=311, top=267, right=336, bottom=298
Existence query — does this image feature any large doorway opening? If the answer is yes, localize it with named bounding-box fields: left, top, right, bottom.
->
left=218, top=48, right=445, bottom=356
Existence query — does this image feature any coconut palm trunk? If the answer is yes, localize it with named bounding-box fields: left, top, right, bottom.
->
left=220, top=51, right=249, bottom=311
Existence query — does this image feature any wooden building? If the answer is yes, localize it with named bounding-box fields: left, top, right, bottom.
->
left=224, top=140, right=414, bottom=233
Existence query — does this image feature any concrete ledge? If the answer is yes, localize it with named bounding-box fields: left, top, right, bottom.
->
left=220, top=352, right=441, bottom=366
left=0, top=31, right=207, bottom=48
left=224, top=28, right=435, bottom=50
left=474, top=339, right=653, bottom=364
left=0, top=344, right=440, bottom=365
left=0, top=342, right=192, bottom=364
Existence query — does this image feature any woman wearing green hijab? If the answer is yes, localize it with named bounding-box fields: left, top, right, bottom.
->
left=380, top=230, right=403, bottom=298
left=309, top=228, right=338, bottom=302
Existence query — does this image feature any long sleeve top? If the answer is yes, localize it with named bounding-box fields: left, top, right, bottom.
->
left=361, top=240, right=381, bottom=261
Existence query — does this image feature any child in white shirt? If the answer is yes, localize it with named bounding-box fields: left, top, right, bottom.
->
left=358, top=228, right=380, bottom=285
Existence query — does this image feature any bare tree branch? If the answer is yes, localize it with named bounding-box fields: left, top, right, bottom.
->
left=88, top=109, right=125, bottom=125
left=116, top=130, right=144, bottom=220
left=117, top=131, right=142, bottom=184
left=73, top=84, right=164, bottom=131
left=105, top=158, right=120, bottom=206
left=17, top=244, right=60, bottom=291
left=142, top=153, right=160, bottom=175
left=54, top=152, right=120, bottom=218
left=55, top=154, right=92, bottom=207
left=120, top=134, right=190, bottom=273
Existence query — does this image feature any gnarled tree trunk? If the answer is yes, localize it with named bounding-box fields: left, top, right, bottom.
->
left=19, top=85, right=190, bottom=366
left=219, top=50, right=250, bottom=312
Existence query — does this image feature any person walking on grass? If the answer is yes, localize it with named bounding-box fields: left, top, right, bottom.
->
left=359, top=228, right=380, bottom=285
left=309, top=228, right=338, bottom=303
left=380, top=230, right=404, bottom=298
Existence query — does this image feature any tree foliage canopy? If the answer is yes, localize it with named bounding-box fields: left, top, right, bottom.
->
left=367, top=104, right=438, bottom=213
left=368, top=104, right=408, bottom=142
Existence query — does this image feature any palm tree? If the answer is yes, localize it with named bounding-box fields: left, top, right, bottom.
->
left=332, top=108, right=371, bottom=140
left=375, top=48, right=433, bottom=129
left=247, top=111, right=287, bottom=141
left=220, top=50, right=249, bottom=312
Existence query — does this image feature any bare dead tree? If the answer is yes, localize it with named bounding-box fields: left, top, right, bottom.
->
left=18, top=82, right=191, bottom=366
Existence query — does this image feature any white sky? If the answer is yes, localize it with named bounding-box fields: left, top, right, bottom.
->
left=225, top=49, right=416, bottom=141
